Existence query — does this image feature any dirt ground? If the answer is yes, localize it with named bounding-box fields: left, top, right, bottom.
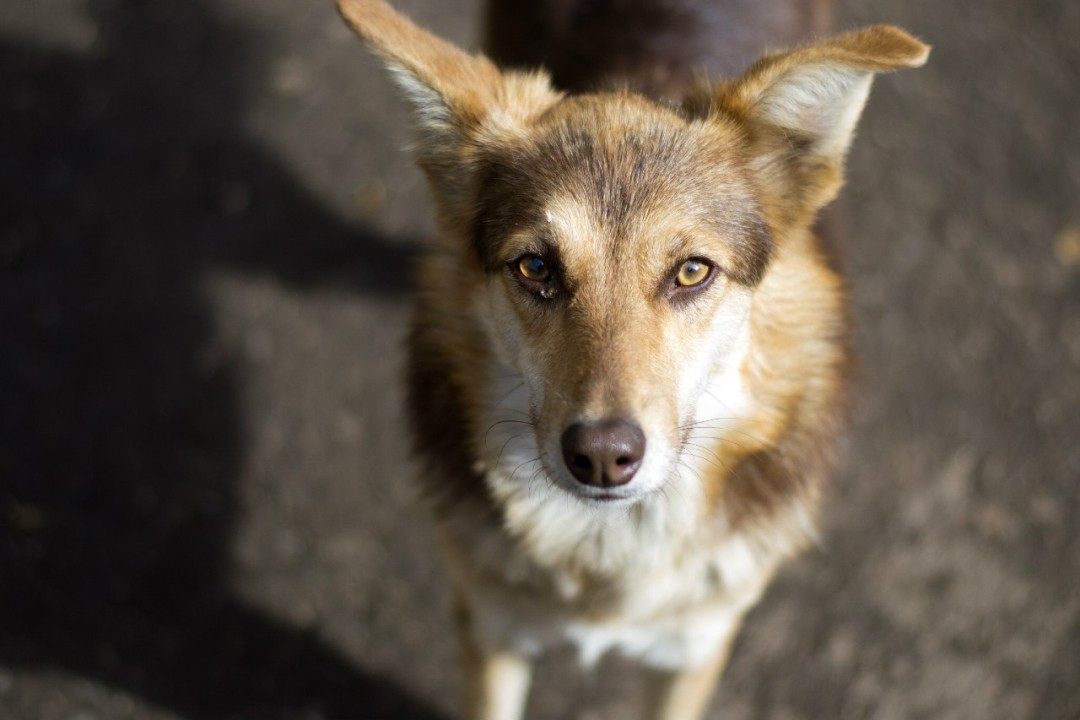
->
left=1, top=1, right=1077, bottom=718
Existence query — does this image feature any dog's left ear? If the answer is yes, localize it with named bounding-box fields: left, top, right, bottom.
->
left=703, top=25, right=929, bottom=218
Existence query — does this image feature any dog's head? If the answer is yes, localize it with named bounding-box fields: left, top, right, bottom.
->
left=340, top=0, right=927, bottom=509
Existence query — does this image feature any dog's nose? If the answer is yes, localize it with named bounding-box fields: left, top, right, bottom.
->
left=561, top=419, right=646, bottom=488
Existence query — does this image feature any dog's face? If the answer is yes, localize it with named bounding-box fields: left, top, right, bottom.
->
left=339, top=0, right=928, bottom=508
left=471, top=95, right=767, bottom=503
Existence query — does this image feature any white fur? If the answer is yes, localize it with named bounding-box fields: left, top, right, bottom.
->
left=756, top=66, right=873, bottom=158
left=460, top=496, right=779, bottom=670
left=384, top=63, right=455, bottom=138
left=483, top=653, right=533, bottom=720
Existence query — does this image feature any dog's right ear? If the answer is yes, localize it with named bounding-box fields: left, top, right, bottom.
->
left=337, top=0, right=559, bottom=221
left=338, top=0, right=501, bottom=141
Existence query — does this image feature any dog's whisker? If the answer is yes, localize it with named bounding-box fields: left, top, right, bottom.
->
left=680, top=447, right=728, bottom=476
left=483, top=418, right=535, bottom=452
left=492, top=433, right=530, bottom=468
left=683, top=437, right=743, bottom=459
left=508, top=455, right=543, bottom=485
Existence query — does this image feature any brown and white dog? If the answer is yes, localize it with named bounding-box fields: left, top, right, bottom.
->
left=336, top=1, right=927, bottom=717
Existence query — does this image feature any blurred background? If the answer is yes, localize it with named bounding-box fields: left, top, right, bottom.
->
left=0, top=0, right=1076, bottom=718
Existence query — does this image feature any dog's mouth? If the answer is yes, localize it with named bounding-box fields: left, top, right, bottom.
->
left=577, top=488, right=636, bottom=503
left=592, top=493, right=624, bottom=502
left=561, top=485, right=646, bottom=508
left=548, top=459, right=660, bottom=507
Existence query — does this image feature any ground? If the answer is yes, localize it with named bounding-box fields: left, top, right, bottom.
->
left=1, top=0, right=1078, bottom=718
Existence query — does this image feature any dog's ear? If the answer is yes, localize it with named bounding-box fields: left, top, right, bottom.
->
left=338, top=0, right=501, bottom=140
left=337, top=0, right=559, bottom=224
left=703, top=25, right=929, bottom=220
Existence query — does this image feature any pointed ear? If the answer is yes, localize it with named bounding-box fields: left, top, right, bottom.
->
left=338, top=0, right=502, bottom=138
left=337, top=0, right=559, bottom=221
left=699, top=24, right=928, bottom=222
left=729, top=25, right=929, bottom=159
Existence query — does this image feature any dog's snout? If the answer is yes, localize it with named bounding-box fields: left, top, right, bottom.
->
left=561, top=419, right=646, bottom=488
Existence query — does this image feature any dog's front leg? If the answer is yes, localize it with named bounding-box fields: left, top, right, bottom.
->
left=454, top=597, right=533, bottom=720
left=639, top=639, right=734, bottom=720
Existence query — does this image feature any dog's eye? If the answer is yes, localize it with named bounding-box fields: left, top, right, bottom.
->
left=666, top=257, right=718, bottom=304
left=518, top=255, right=550, bottom=282
left=510, top=254, right=559, bottom=300
left=676, top=259, right=711, bottom=287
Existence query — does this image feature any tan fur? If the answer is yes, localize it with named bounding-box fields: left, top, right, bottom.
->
left=337, top=1, right=927, bottom=717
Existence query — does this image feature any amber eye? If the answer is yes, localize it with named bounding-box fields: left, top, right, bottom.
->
left=518, top=255, right=550, bottom=282
left=676, top=259, right=711, bottom=287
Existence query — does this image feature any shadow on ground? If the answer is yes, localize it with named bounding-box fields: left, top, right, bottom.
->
left=0, top=1, right=439, bottom=717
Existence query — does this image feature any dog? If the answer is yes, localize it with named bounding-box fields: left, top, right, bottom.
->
left=336, top=1, right=927, bottom=717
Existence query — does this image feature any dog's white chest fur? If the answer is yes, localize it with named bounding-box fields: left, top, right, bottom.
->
left=447, top=436, right=787, bottom=670
left=559, top=531, right=773, bottom=669
left=454, top=492, right=781, bottom=670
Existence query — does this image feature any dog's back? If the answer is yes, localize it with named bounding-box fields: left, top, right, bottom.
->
left=484, top=0, right=834, bottom=100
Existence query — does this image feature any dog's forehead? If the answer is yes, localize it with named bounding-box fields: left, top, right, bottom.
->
left=475, top=94, right=769, bottom=284
left=526, top=95, right=748, bottom=217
